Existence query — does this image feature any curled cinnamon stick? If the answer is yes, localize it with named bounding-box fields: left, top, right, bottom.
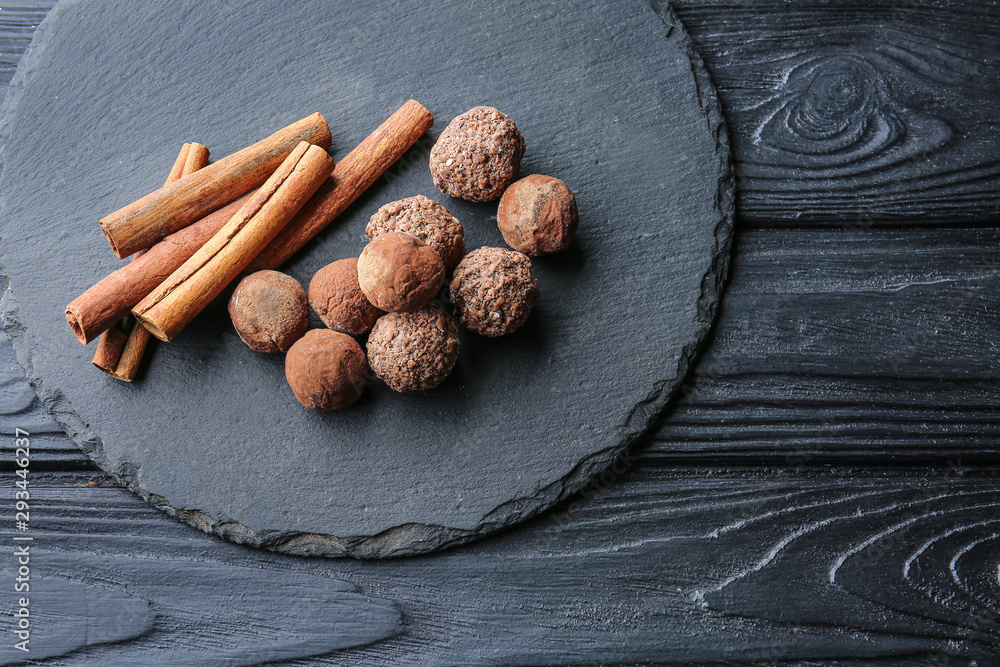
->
left=92, top=143, right=210, bottom=379
left=133, top=142, right=334, bottom=342
left=250, top=99, right=433, bottom=270
left=91, top=325, right=129, bottom=375
left=111, top=320, right=151, bottom=381
left=100, top=113, right=331, bottom=259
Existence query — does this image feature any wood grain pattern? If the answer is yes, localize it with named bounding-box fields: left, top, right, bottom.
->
left=1, top=0, right=998, bottom=664
left=1, top=469, right=994, bottom=664
left=672, top=0, right=1000, bottom=224
left=0, top=563, right=154, bottom=665
left=0, top=347, right=87, bottom=469
left=0, top=519, right=403, bottom=665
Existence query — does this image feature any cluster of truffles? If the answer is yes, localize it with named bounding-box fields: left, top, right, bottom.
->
left=366, top=194, right=465, bottom=269
left=227, top=105, right=578, bottom=411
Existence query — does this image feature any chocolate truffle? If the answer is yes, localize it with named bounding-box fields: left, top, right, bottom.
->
left=367, top=304, right=460, bottom=392
left=497, top=174, right=578, bottom=255
left=366, top=195, right=466, bottom=269
left=285, top=329, right=367, bottom=410
left=228, top=270, right=308, bottom=353
left=308, top=258, right=384, bottom=336
left=357, top=231, right=445, bottom=313
left=449, top=247, right=538, bottom=337
left=429, top=106, right=525, bottom=202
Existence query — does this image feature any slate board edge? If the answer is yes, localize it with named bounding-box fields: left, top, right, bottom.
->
left=0, top=0, right=734, bottom=558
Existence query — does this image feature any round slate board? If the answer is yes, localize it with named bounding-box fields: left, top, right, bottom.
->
left=0, top=0, right=732, bottom=557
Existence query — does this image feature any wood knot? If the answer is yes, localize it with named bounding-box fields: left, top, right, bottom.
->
left=745, top=51, right=952, bottom=175
left=788, top=56, right=886, bottom=140
left=759, top=55, right=898, bottom=156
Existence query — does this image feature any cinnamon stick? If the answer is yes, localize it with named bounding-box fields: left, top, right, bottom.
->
left=163, top=143, right=203, bottom=183
left=91, top=325, right=129, bottom=375
left=249, top=99, right=433, bottom=270
left=92, top=143, right=210, bottom=379
left=100, top=113, right=331, bottom=259
left=67, top=101, right=431, bottom=344
left=111, top=321, right=150, bottom=381
left=133, top=142, right=334, bottom=342
left=67, top=196, right=249, bottom=344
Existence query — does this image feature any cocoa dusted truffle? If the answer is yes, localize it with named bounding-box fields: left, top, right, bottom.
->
left=285, top=329, right=367, bottom=410
left=367, top=304, right=459, bottom=392
left=366, top=195, right=466, bottom=269
left=429, top=106, right=525, bottom=202
left=228, top=270, right=308, bottom=353
left=450, top=247, right=538, bottom=337
left=357, top=231, right=445, bottom=313
left=308, top=258, right=384, bottom=336
left=497, top=174, right=578, bottom=256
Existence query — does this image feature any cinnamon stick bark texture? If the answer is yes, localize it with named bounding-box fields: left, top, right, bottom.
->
left=249, top=100, right=432, bottom=271
left=106, top=143, right=213, bottom=223
left=134, top=142, right=334, bottom=342
left=173, top=143, right=211, bottom=182
left=92, top=142, right=210, bottom=379
left=100, top=113, right=331, bottom=259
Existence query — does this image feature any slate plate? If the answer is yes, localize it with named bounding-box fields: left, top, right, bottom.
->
left=0, top=0, right=732, bottom=557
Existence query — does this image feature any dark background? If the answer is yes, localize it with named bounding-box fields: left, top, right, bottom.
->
left=1, top=0, right=998, bottom=664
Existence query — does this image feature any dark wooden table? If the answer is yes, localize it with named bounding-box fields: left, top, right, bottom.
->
left=2, top=1, right=998, bottom=664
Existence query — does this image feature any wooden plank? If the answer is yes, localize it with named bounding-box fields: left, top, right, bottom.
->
left=0, top=565, right=154, bottom=665
left=0, top=499, right=404, bottom=666
left=3, top=468, right=996, bottom=664
left=0, top=345, right=92, bottom=470
left=703, top=227, right=1000, bottom=379
left=648, top=225, right=1000, bottom=461
left=672, top=0, right=1000, bottom=223
left=6, top=1, right=999, bottom=225
left=653, top=375, right=1000, bottom=462
left=3, top=227, right=996, bottom=466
